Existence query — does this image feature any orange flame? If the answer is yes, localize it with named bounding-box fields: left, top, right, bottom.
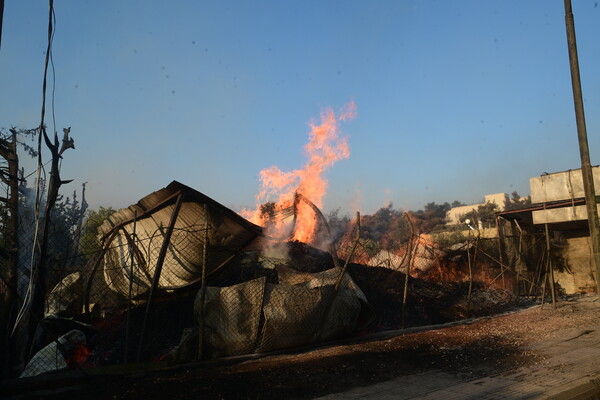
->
left=66, top=344, right=90, bottom=367
left=244, top=101, right=356, bottom=245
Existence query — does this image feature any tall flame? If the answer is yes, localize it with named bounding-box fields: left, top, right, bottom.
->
left=244, top=101, right=356, bottom=245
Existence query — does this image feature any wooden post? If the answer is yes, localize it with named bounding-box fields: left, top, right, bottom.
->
left=124, top=210, right=137, bottom=363
left=543, top=202, right=556, bottom=308
left=401, top=213, right=415, bottom=329
left=312, top=211, right=361, bottom=343
left=197, top=204, right=209, bottom=360
left=564, top=0, right=600, bottom=296
left=335, top=212, right=361, bottom=291
left=137, top=193, right=184, bottom=362
left=540, top=254, right=548, bottom=310
left=495, top=216, right=506, bottom=289
left=466, top=235, right=478, bottom=318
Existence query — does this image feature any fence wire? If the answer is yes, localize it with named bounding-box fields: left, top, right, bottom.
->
left=3, top=213, right=554, bottom=380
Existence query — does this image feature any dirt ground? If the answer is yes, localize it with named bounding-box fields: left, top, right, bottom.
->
left=4, top=294, right=598, bottom=400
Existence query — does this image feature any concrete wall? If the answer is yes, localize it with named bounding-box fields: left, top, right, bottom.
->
left=446, top=205, right=479, bottom=225
left=484, top=193, right=508, bottom=207
left=433, top=228, right=499, bottom=242
left=555, top=236, right=597, bottom=294
left=530, top=167, right=600, bottom=204
left=532, top=204, right=600, bottom=224
left=530, top=168, right=599, bottom=293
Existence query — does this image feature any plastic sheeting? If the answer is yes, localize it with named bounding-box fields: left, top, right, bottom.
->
left=20, top=330, right=86, bottom=378
left=98, top=181, right=263, bottom=298
left=199, top=277, right=266, bottom=358
left=45, top=272, right=83, bottom=317
left=196, top=267, right=372, bottom=359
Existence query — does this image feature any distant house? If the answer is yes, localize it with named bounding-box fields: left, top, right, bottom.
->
left=446, top=193, right=508, bottom=225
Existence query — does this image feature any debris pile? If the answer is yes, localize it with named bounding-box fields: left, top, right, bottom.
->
left=24, top=183, right=528, bottom=377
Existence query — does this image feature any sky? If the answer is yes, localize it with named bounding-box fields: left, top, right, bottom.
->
left=1, top=0, right=600, bottom=216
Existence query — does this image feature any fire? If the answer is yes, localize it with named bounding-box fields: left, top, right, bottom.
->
left=65, top=344, right=91, bottom=367
left=244, top=101, right=356, bottom=245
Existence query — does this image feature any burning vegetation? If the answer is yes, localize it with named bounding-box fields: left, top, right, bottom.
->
left=6, top=102, right=533, bottom=381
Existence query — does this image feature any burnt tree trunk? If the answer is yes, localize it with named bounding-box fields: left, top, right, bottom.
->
left=27, top=128, right=74, bottom=361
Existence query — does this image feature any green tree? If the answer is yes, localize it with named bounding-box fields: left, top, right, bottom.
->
left=460, top=202, right=499, bottom=228
left=504, top=191, right=531, bottom=211
left=412, top=202, right=451, bottom=233
left=79, top=206, right=116, bottom=262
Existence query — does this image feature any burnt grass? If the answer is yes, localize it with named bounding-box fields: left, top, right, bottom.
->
left=346, top=263, right=525, bottom=331
left=20, top=317, right=535, bottom=400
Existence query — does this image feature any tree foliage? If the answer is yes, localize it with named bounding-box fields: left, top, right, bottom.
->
left=504, top=191, right=531, bottom=211
left=329, top=196, right=501, bottom=251
left=341, top=201, right=456, bottom=250
left=412, top=202, right=451, bottom=233
left=459, top=202, right=499, bottom=228
left=16, top=184, right=89, bottom=274
left=79, top=206, right=116, bottom=262
left=359, top=204, right=408, bottom=249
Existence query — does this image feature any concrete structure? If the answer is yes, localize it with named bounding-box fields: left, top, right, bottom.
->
left=531, top=167, right=600, bottom=224
left=554, top=236, right=597, bottom=294
left=528, top=168, right=599, bottom=294
left=446, top=193, right=508, bottom=225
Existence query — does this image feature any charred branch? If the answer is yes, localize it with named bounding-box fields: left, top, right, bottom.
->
left=27, top=126, right=75, bottom=362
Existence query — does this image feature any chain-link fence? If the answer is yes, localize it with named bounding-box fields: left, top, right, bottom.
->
left=3, top=197, right=554, bottom=381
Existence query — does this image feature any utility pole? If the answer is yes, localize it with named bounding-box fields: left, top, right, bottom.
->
left=0, top=0, right=5, bottom=52
left=563, top=0, right=600, bottom=296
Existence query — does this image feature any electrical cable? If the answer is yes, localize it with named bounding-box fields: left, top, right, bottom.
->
left=12, top=0, right=55, bottom=335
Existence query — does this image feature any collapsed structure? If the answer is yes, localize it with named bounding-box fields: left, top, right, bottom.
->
left=23, top=179, right=532, bottom=378
left=95, top=181, right=264, bottom=298
left=26, top=181, right=373, bottom=376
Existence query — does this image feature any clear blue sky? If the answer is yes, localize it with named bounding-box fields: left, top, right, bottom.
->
left=1, top=1, right=599, bottom=215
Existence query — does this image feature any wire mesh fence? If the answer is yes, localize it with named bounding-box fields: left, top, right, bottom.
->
left=3, top=204, right=556, bottom=381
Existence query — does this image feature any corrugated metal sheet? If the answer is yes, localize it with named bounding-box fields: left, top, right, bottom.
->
left=99, top=181, right=263, bottom=297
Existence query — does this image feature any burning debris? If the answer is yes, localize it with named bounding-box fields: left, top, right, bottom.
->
left=19, top=103, right=526, bottom=379
left=23, top=180, right=527, bottom=378
left=94, top=181, right=264, bottom=300
left=20, top=329, right=87, bottom=378
left=164, top=265, right=372, bottom=363
left=242, top=101, right=355, bottom=247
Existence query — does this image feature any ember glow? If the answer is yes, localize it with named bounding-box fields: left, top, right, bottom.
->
left=244, top=101, right=356, bottom=245
left=66, top=344, right=91, bottom=367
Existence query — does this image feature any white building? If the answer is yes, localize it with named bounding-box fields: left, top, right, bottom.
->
left=446, top=193, right=508, bottom=225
